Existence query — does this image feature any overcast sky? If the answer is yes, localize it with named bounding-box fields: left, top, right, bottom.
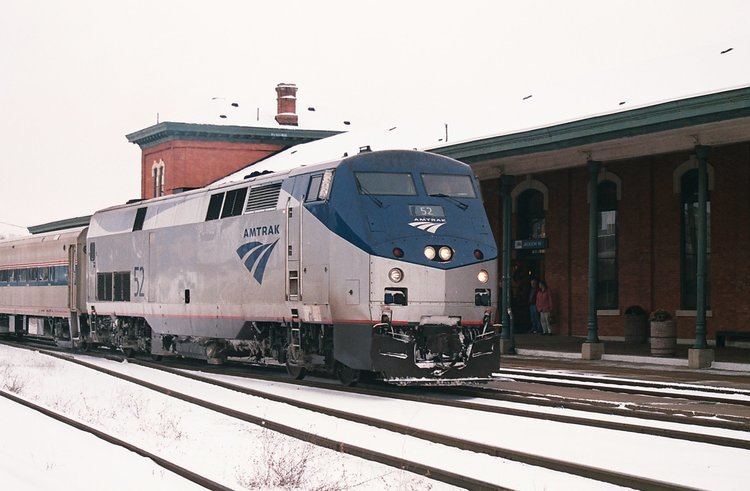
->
left=1, top=0, right=749, bottom=227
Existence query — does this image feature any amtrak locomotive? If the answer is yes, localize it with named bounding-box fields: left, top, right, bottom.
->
left=0, top=150, right=499, bottom=385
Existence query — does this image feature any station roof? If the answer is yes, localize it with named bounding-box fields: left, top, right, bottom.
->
left=28, top=216, right=91, bottom=235
left=126, top=121, right=343, bottom=150
left=432, top=84, right=750, bottom=177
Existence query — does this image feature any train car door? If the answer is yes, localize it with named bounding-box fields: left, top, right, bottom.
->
left=286, top=197, right=301, bottom=301
left=67, top=244, right=80, bottom=339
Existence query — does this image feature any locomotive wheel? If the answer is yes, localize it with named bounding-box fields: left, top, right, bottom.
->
left=123, top=347, right=135, bottom=358
left=150, top=354, right=163, bottom=362
left=285, top=361, right=307, bottom=380
left=336, top=363, right=360, bottom=387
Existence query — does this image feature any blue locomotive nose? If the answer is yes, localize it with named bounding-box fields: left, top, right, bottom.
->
left=305, top=150, right=497, bottom=269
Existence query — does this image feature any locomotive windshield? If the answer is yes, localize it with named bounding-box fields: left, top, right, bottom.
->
left=421, top=174, right=476, bottom=198
left=355, top=172, right=417, bottom=196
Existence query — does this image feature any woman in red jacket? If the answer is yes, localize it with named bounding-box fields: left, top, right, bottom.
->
left=536, top=280, right=554, bottom=335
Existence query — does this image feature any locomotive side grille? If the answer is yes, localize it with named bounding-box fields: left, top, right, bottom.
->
left=245, top=182, right=282, bottom=213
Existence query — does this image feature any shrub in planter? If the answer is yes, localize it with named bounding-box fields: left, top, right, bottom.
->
left=650, top=310, right=676, bottom=356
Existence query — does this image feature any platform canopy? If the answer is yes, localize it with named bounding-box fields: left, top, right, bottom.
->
left=433, top=85, right=750, bottom=177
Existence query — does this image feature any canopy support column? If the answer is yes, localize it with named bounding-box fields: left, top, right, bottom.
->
left=500, top=174, right=515, bottom=354
left=583, top=160, right=604, bottom=360
left=689, top=145, right=714, bottom=368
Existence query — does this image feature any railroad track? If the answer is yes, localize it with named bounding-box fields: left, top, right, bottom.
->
left=4, top=336, right=750, bottom=431
left=0, top=387, right=231, bottom=491
left=3, top=336, right=749, bottom=431
left=0, top=340, right=697, bottom=490
left=494, top=367, right=750, bottom=395
left=491, top=367, right=750, bottom=406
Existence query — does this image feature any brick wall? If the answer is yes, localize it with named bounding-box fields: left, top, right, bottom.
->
left=485, top=142, right=750, bottom=340
left=140, top=140, right=284, bottom=199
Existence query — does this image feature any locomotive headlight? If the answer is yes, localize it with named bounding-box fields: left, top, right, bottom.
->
left=388, top=268, right=404, bottom=283
left=477, top=269, right=489, bottom=283
left=423, top=246, right=436, bottom=260
left=438, top=246, right=453, bottom=261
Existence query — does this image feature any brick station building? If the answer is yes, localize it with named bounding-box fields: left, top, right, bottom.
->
left=435, top=85, right=750, bottom=364
left=126, top=83, right=341, bottom=199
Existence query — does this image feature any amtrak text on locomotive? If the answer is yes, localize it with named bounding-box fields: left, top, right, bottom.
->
left=243, top=225, right=280, bottom=238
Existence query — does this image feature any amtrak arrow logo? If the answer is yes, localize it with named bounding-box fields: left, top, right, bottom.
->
left=236, top=239, right=279, bottom=284
left=408, top=221, right=446, bottom=234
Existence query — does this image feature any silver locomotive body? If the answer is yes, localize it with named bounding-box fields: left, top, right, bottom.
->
left=2, top=150, right=499, bottom=384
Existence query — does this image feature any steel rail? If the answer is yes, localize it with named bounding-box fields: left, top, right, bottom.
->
left=490, top=371, right=750, bottom=406
left=2, top=337, right=749, bottom=433
left=29, top=348, right=504, bottom=491
left=132, top=358, right=750, bottom=451
left=181, top=358, right=750, bottom=432
left=0, top=388, right=231, bottom=491
left=28, top=346, right=693, bottom=491
left=494, top=367, right=750, bottom=396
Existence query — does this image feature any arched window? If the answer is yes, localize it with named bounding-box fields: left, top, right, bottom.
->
left=597, top=180, right=618, bottom=309
left=517, top=188, right=546, bottom=244
left=680, top=169, right=711, bottom=309
left=516, top=188, right=546, bottom=282
left=153, top=166, right=159, bottom=198
left=152, top=160, right=166, bottom=197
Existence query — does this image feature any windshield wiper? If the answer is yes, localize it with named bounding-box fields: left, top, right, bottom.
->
left=430, top=193, right=468, bottom=210
left=357, top=182, right=383, bottom=208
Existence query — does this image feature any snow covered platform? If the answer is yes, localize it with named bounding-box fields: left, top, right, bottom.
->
left=509, top=333, right=750, bottom=374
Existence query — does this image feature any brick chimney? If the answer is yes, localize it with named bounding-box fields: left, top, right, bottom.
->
left=275, top=83, right=298, bottom=126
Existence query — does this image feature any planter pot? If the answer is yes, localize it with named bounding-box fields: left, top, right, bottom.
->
left=624, top=314, right=647, bottom=344
left=650, top=320, right=676, bottom=356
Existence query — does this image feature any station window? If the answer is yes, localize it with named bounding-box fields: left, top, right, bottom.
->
left=596, top=180, right=618, bottom=309
left=680, top=169, right=711, bottom=310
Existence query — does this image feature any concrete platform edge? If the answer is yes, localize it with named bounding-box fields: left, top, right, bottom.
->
left=514, top=348, right=750, bottom=372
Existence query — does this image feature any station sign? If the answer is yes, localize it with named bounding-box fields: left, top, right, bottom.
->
left=513, top=238, right=548, bottom=250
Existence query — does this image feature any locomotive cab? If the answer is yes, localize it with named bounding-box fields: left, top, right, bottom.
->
left=308, top=150, right=501, bottom=384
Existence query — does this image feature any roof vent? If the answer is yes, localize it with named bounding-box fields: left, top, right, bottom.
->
left=245, top=182, right=282, bottom=213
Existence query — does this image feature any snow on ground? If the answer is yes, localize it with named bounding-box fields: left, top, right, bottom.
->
left=165, top=367, right=750, bottom=490
left=67, top=352, right=614, bottom=490
left=187, top=370, right=750, bottom=441
left=0, top=397, right=203, bottom=491
left=0, top=345, right=453, bottom=490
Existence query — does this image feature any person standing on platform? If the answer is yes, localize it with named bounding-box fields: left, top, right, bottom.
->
left=528, top=279, right=542, bottom=334
left=536, top=280, right=554, bottom=335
